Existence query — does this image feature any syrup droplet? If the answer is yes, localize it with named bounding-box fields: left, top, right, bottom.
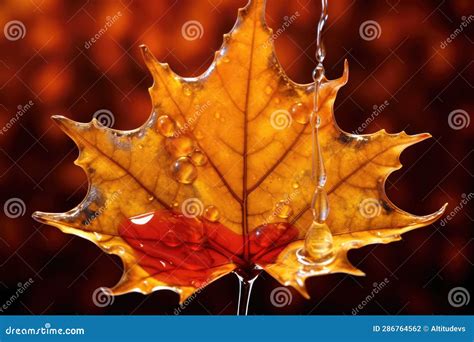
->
left=313, top=64, right=326, bottom=83
left=290, top=102, right=310, bottom=124
left=157, top=115, right=176, bottom=138
left=253, top=223, right=287, bottom=248
left=172, top=157, right=198, bottom=184
left=254, top=228, right=272, bottom=248
left=311, top=188, right=329, bottom=223
left=222, top=57, right=230, bottom=63
left=292, top=182, right=300, bottom=189
left=304, top=221, right=334, bottom=264
left=274, top=200, right=293, bottom=219
left=190, top=150, right=208, bottom=166
left=265, top=86, right=273, bottom=95
left=215, top=112, right=221, bottom=119
left=203, top=206, right=220, bottom=222
left=165, top=136, right=195, bottom=157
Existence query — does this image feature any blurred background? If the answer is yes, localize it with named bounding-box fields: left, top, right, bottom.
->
left=0, top=0, right=472, bottom=315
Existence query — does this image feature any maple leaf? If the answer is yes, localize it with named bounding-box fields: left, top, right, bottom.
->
left=33, top=0, right=446, bottom=302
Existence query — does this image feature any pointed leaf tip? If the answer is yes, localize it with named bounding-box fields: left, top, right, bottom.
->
left=139, top=44, right=149, bottom=55
left=342, top=59, right=349, bottom=83
left=417, top=132, right=432, bottom=142
left=296, top=285, right=310, bottom=300
left=241, top=0, right=267, bottom=23
left=436, top=203, right=449, bottom=219
left=51, top=115, right=75, bottom=128
left=140, top=44, right=163, bottom=74
left=31, top=210, right=44, bottom=223
left=31, top=210, right=63, bottom=225
left=51, top=115, right=67, bottom=123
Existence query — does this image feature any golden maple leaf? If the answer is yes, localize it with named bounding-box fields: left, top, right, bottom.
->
left=33, top=0, right=446, bottom=302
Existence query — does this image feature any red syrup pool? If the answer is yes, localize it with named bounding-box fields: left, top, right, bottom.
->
left=119, top=210, right=298, bottom=287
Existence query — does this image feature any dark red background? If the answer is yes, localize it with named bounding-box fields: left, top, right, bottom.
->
left=0, top=0, right=472, bottom=314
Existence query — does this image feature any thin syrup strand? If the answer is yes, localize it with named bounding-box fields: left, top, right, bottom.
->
left=311, top=0, right=329, bottom=223
left=300, top=0, right=335, bottom=265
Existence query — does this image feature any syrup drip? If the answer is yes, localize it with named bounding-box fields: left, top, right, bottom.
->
left=302, top=0, right=335, bottom=265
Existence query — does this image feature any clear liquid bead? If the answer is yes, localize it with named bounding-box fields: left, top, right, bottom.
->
left=290, top=102, right=310, bottom=124
left=312, top=64, right=325, bottom=84
left=311, top=187, right=329, bottom=223
left=203, top=206, right=220, bottom=222
left=172, top=157, right=198, bottom=184
left=304, top=221, right=334, bottom=264
left=157, top=116, right=176, bottom=138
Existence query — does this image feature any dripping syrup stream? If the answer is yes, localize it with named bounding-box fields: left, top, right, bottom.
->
left=311, top=0, right=328, bottom=190
left=301, top=0, right=335, bottom=264
left=310, top=0, right=329, bottom=223
left=235, top=269, right=260, bottom=315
